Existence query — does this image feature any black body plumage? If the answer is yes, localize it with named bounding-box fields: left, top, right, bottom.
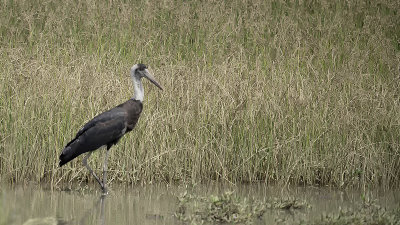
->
left=59, top=99, right=143, bottom=167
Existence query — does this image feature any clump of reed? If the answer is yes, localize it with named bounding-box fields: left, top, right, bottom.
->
left=0, top=0, right=399, bottom=188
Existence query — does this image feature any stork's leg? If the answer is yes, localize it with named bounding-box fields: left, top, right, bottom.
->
left=82, top=152, right=105, bottom=191
left=102, top=149, right=110, bottom=195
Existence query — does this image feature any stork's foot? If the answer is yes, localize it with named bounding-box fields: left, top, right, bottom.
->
left=101, top=185, right=108, bottom=196
left=101, top=189, right=108, bottom=196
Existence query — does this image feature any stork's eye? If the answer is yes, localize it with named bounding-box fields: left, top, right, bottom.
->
left=137, top=64, right=147, bottom=71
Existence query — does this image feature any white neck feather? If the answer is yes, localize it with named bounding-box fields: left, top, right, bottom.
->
left=132, top=76, right=144, bottom=102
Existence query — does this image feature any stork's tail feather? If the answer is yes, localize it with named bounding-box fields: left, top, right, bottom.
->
left=59, top=139, right=83, bottom=167
left=59, top=146, right=73, bottom=167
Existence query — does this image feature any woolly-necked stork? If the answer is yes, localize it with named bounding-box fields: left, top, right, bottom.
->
left=59, top=64, right=162, bottom=194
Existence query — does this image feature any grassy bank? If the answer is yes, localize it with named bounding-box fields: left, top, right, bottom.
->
left=0, top=0, right=399, bottom=188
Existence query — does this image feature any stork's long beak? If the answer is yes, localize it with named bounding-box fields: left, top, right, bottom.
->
left=144, top=69, right=163, bottom=90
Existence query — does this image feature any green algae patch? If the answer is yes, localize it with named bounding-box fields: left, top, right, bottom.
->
left=305, top=201, right=400, bottom=225
left=175, top=191, right=309, bottom=224
left=175, top=191, right=400, bottom=225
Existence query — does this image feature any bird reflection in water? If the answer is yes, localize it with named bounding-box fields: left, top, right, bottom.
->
left=78, top=195, right=107, bottom=225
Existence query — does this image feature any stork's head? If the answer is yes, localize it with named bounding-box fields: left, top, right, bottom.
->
left=130, top=64, right=163, bottom=90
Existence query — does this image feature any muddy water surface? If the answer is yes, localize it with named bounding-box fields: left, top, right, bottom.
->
left=1, top=184, right=398, bottom=225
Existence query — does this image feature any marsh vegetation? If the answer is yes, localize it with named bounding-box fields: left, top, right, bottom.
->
left=175, top=190, right=400, bottom=225
left=0, top=0, right=399, bottom=188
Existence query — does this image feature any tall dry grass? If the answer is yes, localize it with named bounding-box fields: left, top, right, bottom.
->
left=0, top=0, right=399, bottom=188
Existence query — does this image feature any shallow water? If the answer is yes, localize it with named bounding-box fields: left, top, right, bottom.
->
left=0, top=183, right=398, bottom=225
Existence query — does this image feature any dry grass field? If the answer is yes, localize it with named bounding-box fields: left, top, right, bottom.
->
left=0, top=0, right=399, bottom=188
